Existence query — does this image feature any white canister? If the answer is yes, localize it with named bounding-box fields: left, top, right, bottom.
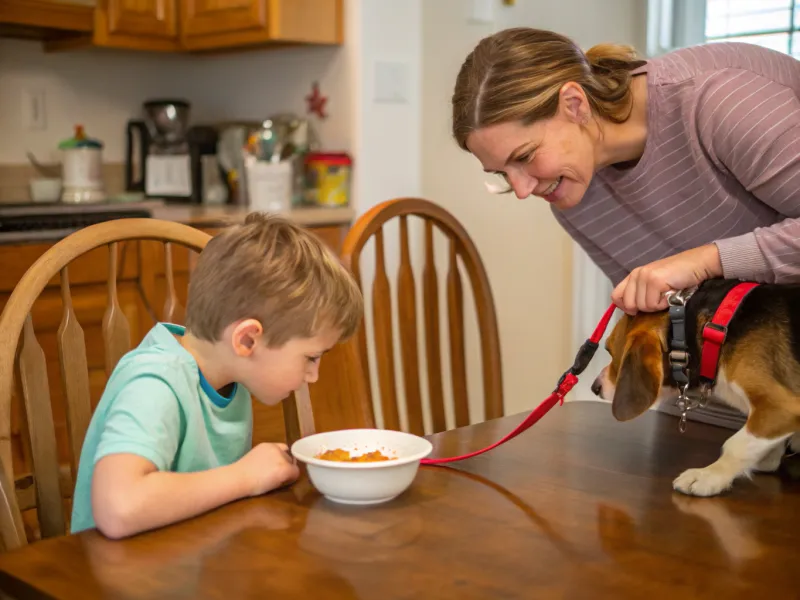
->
left=59, top=125, right=106, bottom=204
left=244, top=157, right=293, bottom=214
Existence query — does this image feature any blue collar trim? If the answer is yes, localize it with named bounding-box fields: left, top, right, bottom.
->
left=161, top=323, right=237, bottom=409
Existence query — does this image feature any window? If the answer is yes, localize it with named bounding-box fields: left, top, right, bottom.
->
left=646, top=0, right=800, bottom=58
left=706, top=0, right=800, bottom=57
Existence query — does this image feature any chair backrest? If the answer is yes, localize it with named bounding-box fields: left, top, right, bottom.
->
left=0, top=218, right=317, bottom=550
left=341, top=197, right=503, bottom=436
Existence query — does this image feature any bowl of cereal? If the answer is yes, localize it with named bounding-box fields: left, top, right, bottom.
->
left=290, top=428, right=433, bottom=505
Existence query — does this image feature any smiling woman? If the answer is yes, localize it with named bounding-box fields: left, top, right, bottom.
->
left=452, top=27, right=800, bottom=315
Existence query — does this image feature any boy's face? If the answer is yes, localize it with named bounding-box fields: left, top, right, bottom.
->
left=232, top=321, right=341, bottom=405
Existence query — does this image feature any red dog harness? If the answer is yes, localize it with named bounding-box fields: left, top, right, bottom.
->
left=421, top=281, right=759, bottom=466
left=667, top=282, right=760, bottom=430
left=698, top=282, right=760, bottom=384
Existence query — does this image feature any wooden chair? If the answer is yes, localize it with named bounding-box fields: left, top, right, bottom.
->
left=0, top=218, right=357, bottom=551
left=341, top=197, right=503, bottom=436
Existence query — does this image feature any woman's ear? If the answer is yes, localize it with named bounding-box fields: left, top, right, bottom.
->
left=611, top=331, right=664, bottom=421
left=558, top=82, right=590, bottom=124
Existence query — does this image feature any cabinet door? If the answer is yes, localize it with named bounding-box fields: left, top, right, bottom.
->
left=180, top=0, right=265, bottom=39
left=0, top=0, right=94, bottom=33
left=94, top=0, right=181, bottom=51
left=179, top=0, right=342, bottom=51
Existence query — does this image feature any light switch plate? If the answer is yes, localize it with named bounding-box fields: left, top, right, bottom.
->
left=374, top=61, right=409, bottom=104
left=22, top=88, right=47, bottom=131
left=468, top=0, right=494, bottom=23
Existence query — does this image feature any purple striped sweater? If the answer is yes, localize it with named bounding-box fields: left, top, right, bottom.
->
left=553, top=42, right=800, bottom=287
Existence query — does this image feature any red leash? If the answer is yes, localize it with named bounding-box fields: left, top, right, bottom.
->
left=421, top=281, right=759, bottom=465
left=421, top=303, right=619, bottom=465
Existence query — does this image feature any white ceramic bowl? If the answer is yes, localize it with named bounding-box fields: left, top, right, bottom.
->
left=290, top=429, right=433, bottom=505
left=29, top=177, right=62, bottom=203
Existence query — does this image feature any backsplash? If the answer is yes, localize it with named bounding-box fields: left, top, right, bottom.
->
left=0, top=38, right=353, bottom=165
left=0, top=163, right=125, bottom=204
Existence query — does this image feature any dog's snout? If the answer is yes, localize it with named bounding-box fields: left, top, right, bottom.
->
left=591, top=378, right=603, bottom=398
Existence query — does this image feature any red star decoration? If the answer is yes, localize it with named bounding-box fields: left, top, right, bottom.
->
left=305, top=81, right=328, bottom=119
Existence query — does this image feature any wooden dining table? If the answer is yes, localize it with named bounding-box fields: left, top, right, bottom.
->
left=0, top=400, right=797, bottom=599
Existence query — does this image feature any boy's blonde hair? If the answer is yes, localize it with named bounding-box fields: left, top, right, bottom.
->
left=185, top=212, right=363, bottom=347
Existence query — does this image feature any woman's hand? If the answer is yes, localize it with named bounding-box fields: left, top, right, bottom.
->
left=611, top=245, right=723, bottom=315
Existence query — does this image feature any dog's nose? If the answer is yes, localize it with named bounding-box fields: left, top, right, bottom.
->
left=591, top=378, right=603, bottom=398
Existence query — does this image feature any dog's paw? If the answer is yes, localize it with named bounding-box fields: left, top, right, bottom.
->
left=673, top=467, right=734, bottom=497
left=755, top=445, right=785, bottom=473
left=790, top=433, right=800, bottom=455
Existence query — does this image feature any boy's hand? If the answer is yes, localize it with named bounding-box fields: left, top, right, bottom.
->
left=235, top=443, right=300, bottom=497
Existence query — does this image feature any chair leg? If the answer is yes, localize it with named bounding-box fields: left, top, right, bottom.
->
left=283, top=385, right=316, bottom=447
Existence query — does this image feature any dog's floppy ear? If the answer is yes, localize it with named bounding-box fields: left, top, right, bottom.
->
left=611, top=331, right=664, bottom=421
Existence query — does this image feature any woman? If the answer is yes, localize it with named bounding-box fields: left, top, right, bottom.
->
left=452, top=28, right=800, bottom=315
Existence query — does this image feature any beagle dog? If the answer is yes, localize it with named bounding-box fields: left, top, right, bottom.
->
left=592, top=279, right=800, bottom=497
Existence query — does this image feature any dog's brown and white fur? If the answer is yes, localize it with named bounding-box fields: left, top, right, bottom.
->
left=592, top=279, right=800, bottom=497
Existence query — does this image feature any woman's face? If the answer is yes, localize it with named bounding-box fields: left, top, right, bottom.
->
left=465, top=83, right=598, bottom=211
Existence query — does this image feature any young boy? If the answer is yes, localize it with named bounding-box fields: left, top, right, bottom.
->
left=70, top=212, right=364, bottom=539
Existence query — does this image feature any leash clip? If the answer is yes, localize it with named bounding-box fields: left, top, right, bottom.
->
left=665, top=288, right=691, bottom=307
left=665, top=286, right=700, bottom=433
left=675, top=381, right=711, bottom=433
left=554, top=339, right=599, bottom=398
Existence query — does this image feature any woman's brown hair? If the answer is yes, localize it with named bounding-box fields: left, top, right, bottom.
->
left=452, top=27, right=645, bottom=150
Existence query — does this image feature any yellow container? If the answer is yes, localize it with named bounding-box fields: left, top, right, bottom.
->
left=304, top=152, right=352, bottom=207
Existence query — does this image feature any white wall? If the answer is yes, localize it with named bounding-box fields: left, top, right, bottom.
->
left=420, top=0, right=647, bottom=415
left=345, top=0, right=425, bottom=431
left=352, top=0, right=422, bottom=210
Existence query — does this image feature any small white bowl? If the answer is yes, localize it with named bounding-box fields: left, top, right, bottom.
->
left=290, top=429, right=433, bottom=505
left=29, top=177, right=62, bottom=203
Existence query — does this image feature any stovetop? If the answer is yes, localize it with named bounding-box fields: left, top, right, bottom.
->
left=0, top=200, right=165, bottom=243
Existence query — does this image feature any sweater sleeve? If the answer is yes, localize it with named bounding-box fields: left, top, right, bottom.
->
left=695, top=68, right=800, bottom=284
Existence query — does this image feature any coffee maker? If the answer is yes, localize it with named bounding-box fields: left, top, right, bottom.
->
left=126, top=99, right=222, bottom=203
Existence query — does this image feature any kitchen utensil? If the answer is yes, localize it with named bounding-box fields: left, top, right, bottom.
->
left=26, top=151, right=60, bottom=178
left=216, top=121, right=262, bottom=206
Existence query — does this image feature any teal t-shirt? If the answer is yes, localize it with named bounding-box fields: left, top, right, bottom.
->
left=70, top=323, right=252, bottom=534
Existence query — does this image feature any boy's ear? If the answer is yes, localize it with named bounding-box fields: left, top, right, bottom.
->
left=232, top=319, right=263, bottom=356
left=611, top=331, right=664, bottom=422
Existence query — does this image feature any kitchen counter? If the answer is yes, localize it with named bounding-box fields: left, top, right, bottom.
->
left=0, top=200, right=355, bottom=244
left=151, top=204, right=355, bottom=228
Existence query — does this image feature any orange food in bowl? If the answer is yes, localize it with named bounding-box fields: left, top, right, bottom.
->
left=315, top=448, right=396, bottom=463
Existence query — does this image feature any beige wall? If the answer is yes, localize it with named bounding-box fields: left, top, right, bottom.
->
left=420, top=0, right=647, bottom=416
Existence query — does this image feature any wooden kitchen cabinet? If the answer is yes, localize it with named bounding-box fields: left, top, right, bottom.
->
left=0, top=0, right=93, bottom=44
left=0, top=0, right=95, bottom=32
left=94, top=0, right=341, bottom=52
left=93, top=0, right=180, bottom=52
left=1, top=0, right=341, bottom=52
left=179, top=0, right=342, bottom=51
